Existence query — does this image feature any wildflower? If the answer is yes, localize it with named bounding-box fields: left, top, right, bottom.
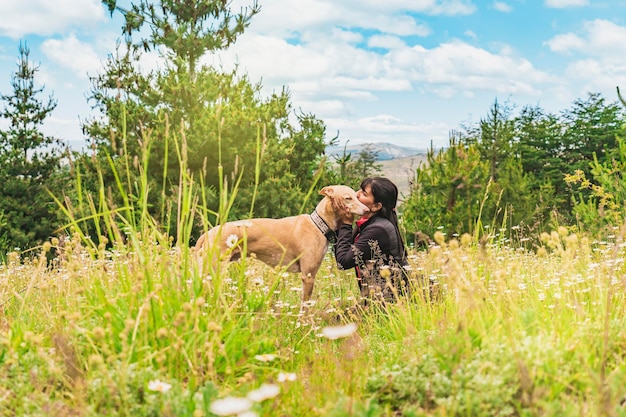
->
left=321, top=323, right=357, bottom=340
left=379, top=266, right=391, bottom=279
left=254, top=353, right=277, bottom=362
left=433, top=231, right=446, bottom=246
left=148, top=379, right=172, bottom=393
left=565, top=234, right=578, bottom=248
left=460, top=233, right=472, bottom=247
left=92, top=327, right=106, bottom=340
left=210, top=396, right=252, bottom=416
left=247, top=383, right=280, bottom=402
left=206, top=321, right=222, bottom=332
left=238, top=412, right=259, bottom=417
left=226, top=234, right=239, bottom=248
left=277, top=372, right=297, bottom=382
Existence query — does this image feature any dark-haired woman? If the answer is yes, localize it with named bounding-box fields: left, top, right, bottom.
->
left=334, top=177, right=410, bottom=303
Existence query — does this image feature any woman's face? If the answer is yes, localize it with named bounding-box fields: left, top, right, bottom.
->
left=357, top=184, right=381, bottom=216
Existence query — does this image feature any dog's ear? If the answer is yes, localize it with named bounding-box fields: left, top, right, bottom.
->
left=320, top=186, right=334, bottom=197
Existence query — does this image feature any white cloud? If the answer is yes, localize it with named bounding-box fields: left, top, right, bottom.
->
left=326, top=114, right=452, bottom=148
left=464, top=30, right=478, bottom=40
left=564, top=59, right=626, bottom=97
left=547, top=19, right=626, bottom=56
left=581, top=19, right=626, bottom=57
left=546, top=19, right=626, bottom=99
left=41, top=34, right=102, bottom=79
left=544, top=33, right=585, bottom=53
left=493, top=2, right=513, bottom=12
left=544, top=0, right=589, bottom=8
left=235, top=0, right=463, bottom=38
left=0, top=0, right=105, bottom=38
left=390, top=41, right=552, bottom=96
left=368, top=35, right=407, bottom=50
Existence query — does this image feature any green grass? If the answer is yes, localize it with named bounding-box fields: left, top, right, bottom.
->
left=1, top=226, right=626, bottom=416
left=2, top=122, right=626, bottom=416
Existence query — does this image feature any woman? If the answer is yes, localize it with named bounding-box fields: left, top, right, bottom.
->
left=334, top=177, right=410, bottom=303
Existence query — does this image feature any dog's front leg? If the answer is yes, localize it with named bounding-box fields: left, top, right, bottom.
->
left=301, top=272, right=315, bottom=302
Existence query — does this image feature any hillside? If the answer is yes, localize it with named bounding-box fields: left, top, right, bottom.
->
left=325, top=142, right=428, bottom=199
left=378, top=154, right=428, bottom=200
left=326, top=142, right=426, bottom=161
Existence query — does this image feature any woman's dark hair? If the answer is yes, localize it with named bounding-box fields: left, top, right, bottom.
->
left=361, top=177, right=397, bottom=220
left=360, top=177, right=407, bottom=260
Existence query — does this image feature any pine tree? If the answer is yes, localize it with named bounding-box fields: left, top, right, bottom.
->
left=0, top=42, right=65, bottom=255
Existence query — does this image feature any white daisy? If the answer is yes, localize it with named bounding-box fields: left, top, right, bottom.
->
left=225, top=234, right=239, bottom=249
left=147, top=379, right=172, bottom=393
left=277, top=372, right=297, bottom=382
left=237, top=412, right=259, bottom=417
left=254, top=353, right=277, bottom=362
left=321, top=323, right=358, bottom=340
left=210, top=396, right=252, bottom=416
left=247, top=383, right=280, bottom=402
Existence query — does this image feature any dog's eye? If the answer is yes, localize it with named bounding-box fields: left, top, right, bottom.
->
left=345, top=196, right=352, bottom=200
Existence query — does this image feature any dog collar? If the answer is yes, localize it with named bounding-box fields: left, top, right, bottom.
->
left=310, top=210, right=337, bottom=243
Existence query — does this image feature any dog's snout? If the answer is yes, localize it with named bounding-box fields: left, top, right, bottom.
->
left=357, top=202, right=369, bottom=214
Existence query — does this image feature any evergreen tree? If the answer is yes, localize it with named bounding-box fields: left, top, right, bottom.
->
left=401, top=133, right=491, bottom=242
left=561, top=93, right=623, bottom=174
left=0, top=42, right=65, bottom=255
left=514, top=105, right=568, bottom=222
left=76, top=0, right=329, bottom=243
left=471, top=99, right=515, bottom=181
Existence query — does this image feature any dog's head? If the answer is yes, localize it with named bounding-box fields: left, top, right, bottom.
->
left=320, top=185, right=369, bottom=217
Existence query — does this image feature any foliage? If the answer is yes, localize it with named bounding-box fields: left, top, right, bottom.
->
left=331, top=142, right=383, bottom=190
left=3, top=182, right=626, bottom=416
left=0, top=42, right=66, bottom=256
left=77, top=0, right=328, bottom=245
left=366, top=349, right=520, bottom=415
left=562, top=88, right=626, bottom=237
left=403, top=93, right=626, bottom=245
left=565, top=137, right=626, bottom=235
left=401, top=133, right=491, bottom=243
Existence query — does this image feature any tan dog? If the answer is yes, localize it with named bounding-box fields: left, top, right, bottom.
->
left=195, top=185, right=369, bottom=302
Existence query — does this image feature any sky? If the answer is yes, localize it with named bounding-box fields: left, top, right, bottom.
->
left=1, top=0, right=626, bottom=152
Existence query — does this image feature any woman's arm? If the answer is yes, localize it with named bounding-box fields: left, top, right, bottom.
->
left=334, top=223, right=391, bottom=270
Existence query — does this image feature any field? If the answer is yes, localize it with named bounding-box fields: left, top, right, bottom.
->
left=2, top=225, right=626, bottom=416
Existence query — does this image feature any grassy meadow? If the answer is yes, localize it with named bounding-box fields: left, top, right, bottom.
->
left=2, top=222, right=626, bottom=416
left=2, top=127, right=626, bottom=416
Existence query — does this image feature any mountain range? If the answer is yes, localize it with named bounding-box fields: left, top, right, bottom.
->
left=325, top=142, right=426, bottom=161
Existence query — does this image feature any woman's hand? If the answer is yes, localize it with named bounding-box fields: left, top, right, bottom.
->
left=332, top=197, right=355, bottom=224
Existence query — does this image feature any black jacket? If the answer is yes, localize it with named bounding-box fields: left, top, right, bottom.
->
left=334, top=215, right=409, bottom=301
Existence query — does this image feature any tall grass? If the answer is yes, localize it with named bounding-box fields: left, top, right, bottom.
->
left=1, top=120, right=626, bottom=416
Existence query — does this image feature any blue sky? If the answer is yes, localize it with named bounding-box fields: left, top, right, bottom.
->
left=1, top=0, right=626, bottom=151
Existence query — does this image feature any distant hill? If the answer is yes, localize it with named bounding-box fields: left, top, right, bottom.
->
left=325, top=142, right=429, bottom=198
left=379, top=155, right=428, bottom=199
left=326, top=142, right=426, bottom=161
